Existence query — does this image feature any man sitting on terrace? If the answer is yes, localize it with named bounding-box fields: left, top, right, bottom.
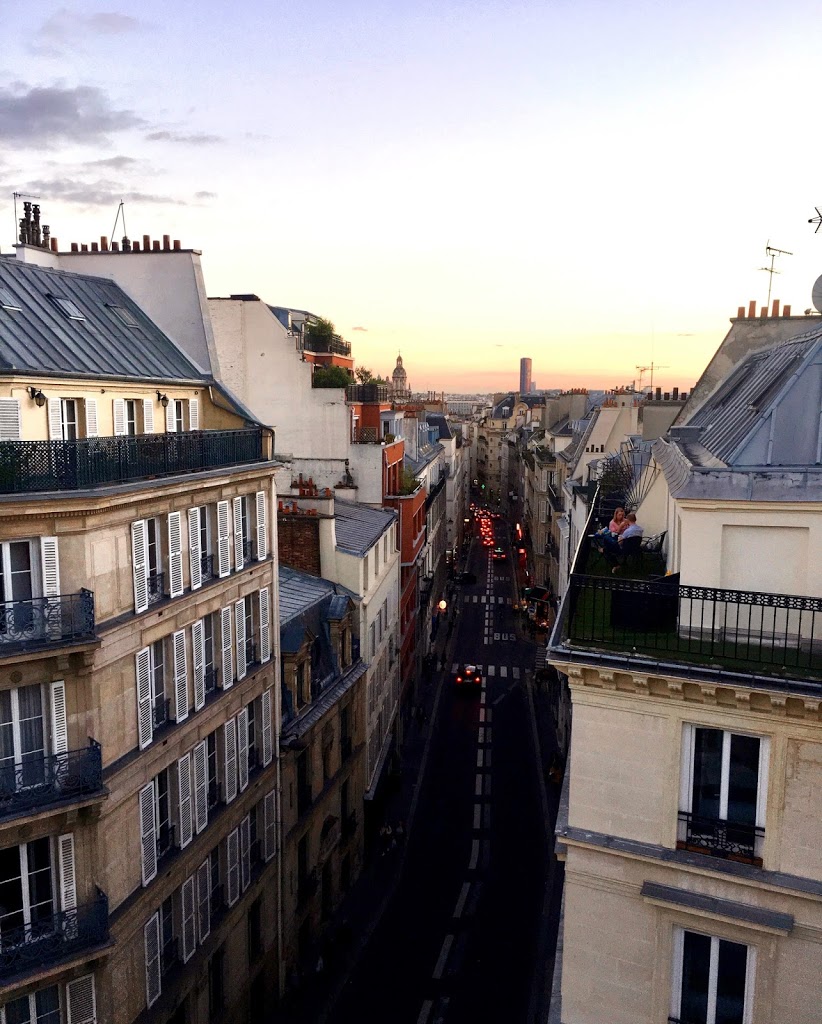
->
left=612, top=513, right=644, bottom=573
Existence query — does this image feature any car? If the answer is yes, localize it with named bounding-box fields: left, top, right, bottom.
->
left=455, top=664, right=482, bottom=688
left=492, top=547, right=507, bottom=561
left=483, top=538, right=494, bottom=547
left=455, top=571, right=478, bottom=584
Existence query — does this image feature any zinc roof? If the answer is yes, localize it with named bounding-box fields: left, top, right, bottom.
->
left=334, top=498, right=397, bottom=556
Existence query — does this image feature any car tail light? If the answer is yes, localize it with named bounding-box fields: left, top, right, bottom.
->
left=456, top=675, right=462, bottom=682
left=475, top=675, right=480, bottom=682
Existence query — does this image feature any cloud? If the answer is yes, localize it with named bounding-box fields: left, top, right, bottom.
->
left=33, top=8, right=142, bottom=53
left=676, top=332, right=694, bottom=337
left=194, top=191, right=217, bottom=200
left=146, top=130, right=222, bottom=145
left=0, top=84, right=145, bottom=145
left=87, top=155, right=142, bottom=170
left=24, top=177, right=185, bottom=207
left=352, top=326, right=368, bottom=332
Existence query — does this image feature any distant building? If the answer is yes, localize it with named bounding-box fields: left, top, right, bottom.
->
left=390, top=354, right=411, bottom=402
left=520, top=357, right=532, bottom=394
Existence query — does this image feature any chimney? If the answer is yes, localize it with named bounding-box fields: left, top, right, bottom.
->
left=737, top=305, right=745, bottom=318
left=162, top=234, right=170, bottom=250
left=760, top=306, right=768, bottom=317
left=50, top=238, right=58, bottom=252
left=133, top=241, right=140, bottom=252
left=100, top=236, right=109, bottom=251
left=783, top=304, right=791, bottom=316
left=655, top=386, right=661, bottom=400
left=111, top=241, right=120, bottom=251
left=152, top=240, right=160, bottom=252
left=70, top=242, right=79, bottom=252
left=748, top=300, right=756, bottom=317
left=122, top=236, right=131, bottom=251
left=672, top=387, right=679, bottom=399
left=772, top=299, right=780, bottom=317
left=173, top=239, right=181, bottom=250
left=142, top=234, right=150, bottom=250
left=91, top=242, right=99, bottom=252
left=81, top=244, right=88, bottom=252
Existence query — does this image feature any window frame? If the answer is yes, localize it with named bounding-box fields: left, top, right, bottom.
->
left=670, top=925, right=756, bottom=1024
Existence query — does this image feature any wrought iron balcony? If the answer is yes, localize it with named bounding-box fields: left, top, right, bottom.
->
left=204, top=666, right=218, bottom=697
left=241, top=540, right=255, bottom=564
left=200, top=553, right=216, bottom=583
left=351, top=426, right=380, bottom=444
left=157, top=820, right=175, bottom=860
left=346, top=382, right=389, bottom=403
left=303, top=334, right=351, bottom=357
left=207, top=778, right=220, bottom=811
left=677, top=812, right=764, bottom=866
left=0, top=740, right=102, bottom=819
left=0, top=889, right=109, bottom=979
left=147, top=571, right=165, bottom=606
left=0, top=590, right=95, bottom=653
left=0, top=428, right=265, bottom=494
left=245, top=637, right=257, bottom=671
left=153, top=696, right=170, bottom=730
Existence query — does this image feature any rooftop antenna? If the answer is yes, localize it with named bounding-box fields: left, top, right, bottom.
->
left=110, top=200, right=127, bottom=245
left=635, top=363, right=669, bottom=391
left=12, top=191, right=40, bottom=243
left=758, top=241, right=792, bottom=309
left=808, top=207, right=822, bottom=233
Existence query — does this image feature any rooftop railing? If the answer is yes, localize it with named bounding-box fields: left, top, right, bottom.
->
left=303, top=335, right=351, bottom=357
left=346, top=383, right=390, bottom=403
left=0, top=740, right=103, bottom=819
left=0, top=590, right=95, bottom=652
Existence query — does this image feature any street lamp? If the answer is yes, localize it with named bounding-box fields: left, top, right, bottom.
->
left=438, top=599, right=447, bottom=612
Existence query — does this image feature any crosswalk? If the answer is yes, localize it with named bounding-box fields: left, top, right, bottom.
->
left=451, top=663, right=520, bottom=679
left=464, top=595, right=511, bottom=604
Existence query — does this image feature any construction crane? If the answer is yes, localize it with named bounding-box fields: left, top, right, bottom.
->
left=635, top=363, right=669, bottom=392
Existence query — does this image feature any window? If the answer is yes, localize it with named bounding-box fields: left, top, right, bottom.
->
left=208, top=946, right=225, bottom=1017
left=1, top=985, right=60, bottom=1024
left=203, top=615, right=216, bottom=694
left=246, top=700, right=257, bottom=771
left=679, top=726, right=768, bottom=865
left=0, top=684, right=48, bottom=788
left=206, top=731, right=219, bottom=809
left=296, top=661, right=307, bottom=708
left=671, top=927, right=754, bottom=1024
left=50, top=295, right=84, bottom=321
left=59, top=399, right=78, bottom=441
left=160, top=894, right=176, bottom=975
left=244, top=594, right=255, bottom=667
left=0, top=838, right=54, bottom=938
left=155, top=769, right=172, bottom=858
left=108, top=304, right=139, bottom=327
left=146, top=518, right=162, bottom=597
left=0, top=540, right=35, bottom=606
left=0, top=287, right=22, bottom=312
left=150, top=639, right=167, bottom=728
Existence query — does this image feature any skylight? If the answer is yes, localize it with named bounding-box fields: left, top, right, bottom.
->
left=50, top=295, right=85, bottom=321
left=0, top=287, right=21, bottom=312
left=108, top=304, right=139, bottom=327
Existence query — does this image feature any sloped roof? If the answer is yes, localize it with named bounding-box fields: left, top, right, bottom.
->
left=334, top=498, right=397, bottom=556
left=278, top=565, right=342, bottom=624
left=426, top=413, right=453, bottom=440
left=0, top=258, right=204, bottom=381
left=405, top=442, right=443, bottom=475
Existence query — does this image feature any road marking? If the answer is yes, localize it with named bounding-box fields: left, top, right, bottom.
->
left=417, top=1001, right=433, bottom=1024
left=484, top=774, right=492, bottom=796
left=484, top=749, right=492, bottom=768
left=513, top=666, right=520, bottom=679
left=483, top=804, right=492, bottom=830
left=479, top=707, right=486, bottom=723
left=476, top=748, right=484, bottom=768
left=473, top=803, right=482, bottom=829
left=473, top=596, right=478, bottom=603
left=468, top=839, right=480, bottom=871
left=483, top=637, right=490, bottom=645
left=498, top=596, right=505, bottom=603
left=485, top=709, right=492, bottom=724
left=500, top=665, right=508, bottom=678
left=433, top=935, right=454, bottom=980
left=487, top=665, right=496, bottom=677
left=481, top=595, right=487, bottom=603
left=492, top=692, right=507, bottom=706
left=475, top=773, right=483, bottom=796
left=478, top=726, right=485, bottom=743
left=453, top=882, right=471, bottom=919
left=484, top=726, right=491, bottom=744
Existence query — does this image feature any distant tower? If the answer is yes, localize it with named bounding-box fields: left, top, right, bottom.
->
left=391, top=353, right=411, bottom=401
left=520, top=357, right=532, bottom=395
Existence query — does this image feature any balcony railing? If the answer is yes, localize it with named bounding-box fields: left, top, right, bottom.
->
left=157, top=820, right=175, bottom=860
left=0, top=429, right=266, bottom=494
left=0, top=590, right=95, bottom=652
left=351, top=426, right=380, bottom=444
left=346, top=383, right=389, bottom=403
left=204, top=666, right=218, bottom=697
left=153, top=696, right=170, bottom=730
left=147, top=572, right=165, bottom=607
left=200, top=553, right=216, bottom=583
left=303, top=335, right=351, bottom=357
left=0, top=740, right=103, bottom=819
left=0, top=889, right=109, bottom=978
left=677, top=812, right=764, bottom=865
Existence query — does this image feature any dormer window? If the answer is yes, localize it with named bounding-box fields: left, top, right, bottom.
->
left=0, top=287, right=21, bottom=312
left=50, top=295, right=85, bottom=321
left=108, top=304, right=139, bottom=327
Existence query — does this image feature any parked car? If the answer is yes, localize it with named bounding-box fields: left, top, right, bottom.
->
left=492, top=548, right=507, bottom=561
left=455, top=664, right=482, bottom=689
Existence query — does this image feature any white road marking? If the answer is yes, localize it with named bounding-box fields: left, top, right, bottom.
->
left=476, top=748, right=484, bottom=768
left=468, top=839, right=480, bottom=870
left=475, top=774, right=483, bottom=796
left=485, top=710, right=492, bottom=724
left=513, top=666, right=520, bottom=679
left=454, top=882, right=471, bottom=919
left=473, top=595, right=478, bottom=603
left=498, top=596, right=504, bottom=604
left=473, top=803, right=482, bottom=829
left=484, top=726, right=492, bottom=744
left=488, top=665, right=496, bottom=676
left=433, top=935, right=454, bottom=980
left=478, top=726, right=485, bottom=744
left=500, top=665, right=508, bottom=678
left=479, top=707, right=486, bottom=723
left=417, top=1001, right=434, bottom=1024
left=481, top=595, right=487, bottom=603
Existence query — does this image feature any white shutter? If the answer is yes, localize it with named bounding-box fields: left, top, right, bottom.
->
left=255, top=490, right=268, bottom=560
left=48, top=398, right=62, bottom=440
left=142, top=398, right=154, bottom=435
left=139, top=782, right=157, bottom=885
left=165, top=400, right=176, bottom=433
left=50, top=680, right=68, bottom=755
left=131, top=520, right=149, bottom=614
left=84, top=398, right=99, bottom=438
left=224, top=717, right=238, bottom=803
left=263, top=789, right=277, bottom=862
left=259, top=588, right=271, bottom=664
left=58, top=833, right=77, bottom=913
left=193, top=739, right=208, bottom=834
left=226, top=829, right=240, bottom=906
left=217, top=500, right=231, bottom=578
left=167, top=511, right=184, bottom=598
left=237, top=706, right=249, bottom=793
left=136, top=647, right=153, bottom=749
left=112, top=398, right=126, bottom=436
left=173, top=630, right=188, bottom=722
left=233, top=496, right=244, bottom=570
left=66, top=975, right=97, bottom=1024
left=240, top=814, right=251, bottom=892
left=261, top=688, right=273, bottom=767
left=0, top=398, right=21, bottom=440
left=192, top=619, right=205, bottom=711
left=40, top=536, right=60, bottom=596
left=188, top=508, right=202, bottom=591
left=189, top=398, right=200, bottom=430
left=196, top=859, right=211, bottom=943
left=177, top=753, right=193, bottom=849
left=220, top=607, right=233, bottom=690
left=181, top=875, right=197, bottom=963
left=144, top=912, right=162, bottom=1008
left=235, top=599, right=247, bottom=682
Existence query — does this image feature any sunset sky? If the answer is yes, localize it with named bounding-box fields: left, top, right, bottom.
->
left=4, top=1, right=822, bottom=393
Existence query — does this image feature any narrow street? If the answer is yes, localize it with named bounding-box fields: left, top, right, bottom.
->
left=328, top=513, right=553, bottom=1024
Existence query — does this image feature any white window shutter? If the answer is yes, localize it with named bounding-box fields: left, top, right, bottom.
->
left=131, top=520, right=149, bottom=614
left=40, top=536, right=60, bottom=597
left=259, top=588, right=271, bottom=664
left=261, top=688, right=273, bottom=767
left=178, top=753, right=193, bottom=849
left=237, top=706, right=249, bottom=793
left=240, top=814, right=251, bottom=892
left=255, top=490, right=268, bottom=560
left=48, top=398, right=63, bottom=440
left=235, top=599, right=247, bottom=682
left=263, top=789, right=277, bottom=862
left=142, top=398, right=154, bottom=435
left=189, top=398, right=200, bottom=430
left=192, top=619, right=205, bottom=711
left=181, top=875, right=197, bottom=963
left=0, top=397, right=21, bottom=440
left=165, top=400, right=176, bottom=433
left=167, top=512, right=184, bottom=598
left=84, top=398, right=99, bottom=438
left=187, top=508, right=202, bottom=591
left=196, top=859, right=211, bottom=943
left=224, top=717, right=238, bottom=803
left=136, top=647, right=153, bottom=749
left=172, top=630, right=188, bottom=722
left=144, top=912, right=162, bottom=1008
left=193, top=739, right=208, bottom=834
left=139, top=782, right=157, bottom=885
left=233, top=496, right=244, bottom=570
left=226, top=828, right=240, bottom=906
left=50, top=680, right=68, bottom=755
left=112, top=398, right=126, bottom=436
left=217, top=500, right=231, bottom=578
left=220, top=606, right=233, bottom=690
left=58, top=832, right=77, bottom=914
left=66, top=974, right=97, bottom=1024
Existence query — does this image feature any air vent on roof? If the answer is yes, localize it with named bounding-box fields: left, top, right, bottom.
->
left=49, top=295, right=85, bottom=321
left=0, top=287, right=21, bottom=312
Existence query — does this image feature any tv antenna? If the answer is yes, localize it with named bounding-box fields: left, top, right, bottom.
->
left=758, top=241, right=792, bottom=309
left=635, top=363, right=669, bottom=391
left=110, top=200, right=127, bottom=245
left=12, top=191, right=40, bottom=243
left=808, top=207, right=822, bottom=233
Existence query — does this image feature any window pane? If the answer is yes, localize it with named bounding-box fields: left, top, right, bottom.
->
left=716, top=938, right=748, bottom=1024
left=26, top=838, right=54, bottom=926
left=4, top=994, right=33, bottom=1024
left=0, top=844, right=24, bottom=934
left=35, top=986, right=60, bottom=1024
left=727, top=735, right=759, bottom=826
left=681, top=930, right=711, bottom=1024
left=0, top=691, right=13, bottom=769
left=8, top=542, right=33, bottom=602
left=692, top=728, right=723, bottom=820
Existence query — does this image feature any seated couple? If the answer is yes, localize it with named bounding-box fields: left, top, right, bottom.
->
left=594, top=507, right=644, bottom=569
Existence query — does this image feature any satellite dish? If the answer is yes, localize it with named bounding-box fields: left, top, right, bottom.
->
left=812, top=275, right=822, bottom=313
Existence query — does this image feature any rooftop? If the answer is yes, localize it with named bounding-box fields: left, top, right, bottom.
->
left=278, top=565, right=355, bottom=625
left=333, top=498, right=397, bottom=557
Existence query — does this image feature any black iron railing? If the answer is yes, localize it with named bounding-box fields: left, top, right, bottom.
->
left=161, top=935, right=179, bottom=976
left=0, top=740, right=102, bottom=818
left=346, top=383, right=389, bottom=403
left=564, top=574, right=822, bottom=682
left=147, top=572, right=165, bottom=606
left=244, top=638, right=257, bottom=674
left=153, top=696, right=170, bottom=729
left=678, top=812, right=764, bottom=864
left=0, top=590, right=96, bottom=652
left=241, top=540, right=254, bottom=564
left=351, top=426, right=379, bottom=444
left=304, top=335, right=351, bottom=357
left=204, top=666, right=218, bottom=697
left=0, top=429, right=265, bottom=494
left=0, top=889, right=108, bottom=977
left=157, top=821, right=175, bottom=860
left=207, top=778, right=220, bottom=811
left=200, top=553, right=215, bottom=583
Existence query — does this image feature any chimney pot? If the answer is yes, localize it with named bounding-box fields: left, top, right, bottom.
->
left=682, top=391, right=688, bottom=401
left=133, top=241, right=140, bottom=252
left=81, top=244, right=88, bottom=252
left=91, top=242, right=99, bottom=252
left=772, top=298, right=780, bottom=317
left=173, top=239, right=181, bottom=250
left=70, top=242, right=79, bottom=252
left=162, top=234, right=170, bottom=250
left=760, top=306, right=768, bottom=317
left=663, top=392, right=670, bottom=401
left=737, top=305, right=746, bottom=318
left=50, top=238, right=58, bottom=252
left=100, top=236, right=108, bottom=251
left=152, top=240, right=160, bottom=252
left=748, top=300, right=756, bottom=317
left=142, top=234, right=150, bottom=249
left=672, top=386, right=679, bottom=399
left=121, top=236, right=131, bottom=251
left=655, top=386, right=662, bottom=400
left=783, top=304, right=791, bottom=316
left=111, top=241, right=119, bottom=251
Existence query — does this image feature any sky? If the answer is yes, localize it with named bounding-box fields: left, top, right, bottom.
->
left=4, top=0, right=822, bottom=394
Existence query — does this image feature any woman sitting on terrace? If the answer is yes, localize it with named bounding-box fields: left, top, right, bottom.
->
left=593, top=507, right=630, bottom=554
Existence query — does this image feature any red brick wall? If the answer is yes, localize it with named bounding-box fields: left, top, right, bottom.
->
left=277, top=515, right=321, bottom=576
